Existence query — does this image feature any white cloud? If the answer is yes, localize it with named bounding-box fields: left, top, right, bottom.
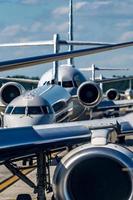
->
left=44, top=22, right=68, bottom=33
left=120, top=31, right=133, bottom=41
left=75, top=2, right=88, bottom=10
left=21, top=0, right=42, bottom=5
left=52, top=6, right=68, bottom=16
left=53, top=1, right=88, bottom=16
left=30, top=22, right=43, bottom=32
left=116, top=20, right=133, bottom=28
left=0, top=25, right=27, bottom=37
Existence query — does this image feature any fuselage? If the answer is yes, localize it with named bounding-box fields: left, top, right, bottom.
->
left=38, top=64, right=86, bottom=95
left=3, top=84, right=73, bottom=128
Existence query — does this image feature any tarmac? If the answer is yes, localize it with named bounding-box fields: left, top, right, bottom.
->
left=0, top=164, right=55, bottom=200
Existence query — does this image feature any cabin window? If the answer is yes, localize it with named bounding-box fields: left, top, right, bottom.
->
left=53, top=101, right=66, bottom=112
left=62, top=81, right=73, bottom=88
left=5, top=106, right=14, bottom=114
left=12, top=107, right=25, bottom=114
left=27, top=106, right=42, bottom=115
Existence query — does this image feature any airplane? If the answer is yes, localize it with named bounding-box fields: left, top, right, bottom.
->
left=0, top=38, right=132, bottom=199
left=3, top=84, right=74, bottom=128
left=1, top=108, right=133, bottom=200
left=3, top=72, right=133, bottom=128
left=1, top=31, right=133, bottom=127
left=0, top=0, right=131, bottom=107
left=0, top=0, right=121, bottom=95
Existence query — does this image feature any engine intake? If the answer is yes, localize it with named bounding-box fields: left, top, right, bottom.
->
left=53, top=144, right=133, bottom=200
left=77, top=82, right=102, bottom=107
left=106, top=88, right=119, bottom=100
left=0, top=82, right=25, bottom=105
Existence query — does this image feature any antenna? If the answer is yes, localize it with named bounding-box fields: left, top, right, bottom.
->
left=68, top=0, right=74, bottom=66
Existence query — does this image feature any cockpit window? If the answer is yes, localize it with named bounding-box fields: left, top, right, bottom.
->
left=62, top=81, right=73, bottom=88
left=41, top=106, right=51, bottom=114
left=5, top=106, right=13, bottom=114
left=73, top=74, right=86, bottom=87
left=27, top=106, right=42, bottom=115
left=12, top=107, right=25, bottom=114
left=6, top=106, right=52, bottom=115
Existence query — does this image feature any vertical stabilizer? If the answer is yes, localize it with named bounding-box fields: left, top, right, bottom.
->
left=52, top=34, right=60, bottom=84
left=129, top=79, right=132, bottom=89
left=99, top=74, right=103, bottom=91
left=91, top=64, right=96, bottom=81
left=68, top=0, right=74, bottom=66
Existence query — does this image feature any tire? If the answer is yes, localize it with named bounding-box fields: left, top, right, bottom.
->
left=16, top=194, right=32, bottom=200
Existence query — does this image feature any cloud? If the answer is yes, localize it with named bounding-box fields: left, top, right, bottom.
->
left=30, top=21, right=43, bottom=32
left=21, top=0, right=43, bottom=5
left=120, top=31, right=133, bottom=41
left=87, top=1, right=112, bottom=10
left=0, top=0, right=42, bottom=4
left=53, top=7, right=68, bottom=16
left=0, top=25, right=27, bottom=37
left=116, top=20, right=133, bottom=28
left=75, top=1, right=88, bottom=10
left=52, top=1, right=88, bottom=16
left=44, top=22, right=68, bottom=33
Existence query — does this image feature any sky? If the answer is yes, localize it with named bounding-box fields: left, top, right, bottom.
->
left=0, top=0, right=132, bottom=78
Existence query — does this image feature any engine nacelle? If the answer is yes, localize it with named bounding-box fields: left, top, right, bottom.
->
left=106, top=88, right=119, bottom=100
left=53, top=143, right=133, bottom=200
left=77, top=81, right=102, bottom=107
left=0, top=82, right=25, bottom=105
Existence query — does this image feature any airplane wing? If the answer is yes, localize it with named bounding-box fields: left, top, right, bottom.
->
left=0, top=111, right=133, bottom=163
left=0, top=124, right=91, bottom=163
left=94, top=99, right=133, bottom=111
left=0, top=41, right=132, bottom=72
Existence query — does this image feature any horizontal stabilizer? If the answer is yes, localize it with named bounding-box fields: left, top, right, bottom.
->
left=0, top=40, right=116, bottom=47
left=96, top=76, right=133, bottom=84
left=0, top=77, right=38, bottom=84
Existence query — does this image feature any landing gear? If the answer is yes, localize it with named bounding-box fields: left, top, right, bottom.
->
left=4, top=151, right=53, bottom=200
left=22, top=157, right=33, bottom=166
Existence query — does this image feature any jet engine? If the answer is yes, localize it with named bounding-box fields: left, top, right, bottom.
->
left=106, top=88, right=120, bottom=100
left=53, top=143, right=133, bottom=200
left=77, top=81, right=102, bottom=107
left=0, top=82, right=25, bottom=105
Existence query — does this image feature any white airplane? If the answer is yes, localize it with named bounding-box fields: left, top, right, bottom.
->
left=0, top=39, right=132, bottom=199
left=4, top=73, right=133, bottom=128
left=1, top=107, right=133, bottom=200
left=3, top=84, right=73, bottom=128
left=0, top=0, right=118, bottom=96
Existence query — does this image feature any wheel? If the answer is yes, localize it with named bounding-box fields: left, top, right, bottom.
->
left=16, top=194, right=32, bottom=200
